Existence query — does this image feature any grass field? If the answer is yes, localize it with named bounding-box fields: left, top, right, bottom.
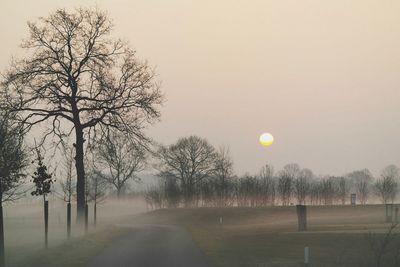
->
left=7, top=202, right=400, bottom=267
left=129, top=205, right=400, bottom=267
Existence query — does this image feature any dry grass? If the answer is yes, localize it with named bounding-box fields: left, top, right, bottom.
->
left=129, top=205, right=400, bottom=267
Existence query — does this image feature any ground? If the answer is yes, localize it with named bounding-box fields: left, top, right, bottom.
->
left=86, top=224, right=209, bottom=267
left=128, top=205, right=400, bottom=267
left=5, top=201, right=400, bottom=267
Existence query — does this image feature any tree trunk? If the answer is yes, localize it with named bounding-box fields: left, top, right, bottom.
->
left=0, top=203, right=5, bottom=267
left=75, top=126, right=85, bottom=223
left=44, top=200, right=49, bottom=249
left=67, top=202, right=71, bottom=239
left=94, top=203, right=97, bottom=227
left=84, top=204, right=89, bottom=234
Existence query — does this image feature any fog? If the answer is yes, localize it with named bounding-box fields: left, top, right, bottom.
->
left=2, top=196, right=147, bottom=266
left=1, top=0, right=400, bottom=176
left=1, top=1, right=400, bottom=267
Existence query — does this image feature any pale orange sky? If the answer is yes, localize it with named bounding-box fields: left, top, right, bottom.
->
left=1, top=0, right=400, bottom=176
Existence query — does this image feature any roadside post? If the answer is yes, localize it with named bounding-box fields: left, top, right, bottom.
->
left=304, top=246, right=310, bottom=267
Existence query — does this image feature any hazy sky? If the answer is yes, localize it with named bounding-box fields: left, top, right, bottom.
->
left=1, top=0, right=400, bottom=177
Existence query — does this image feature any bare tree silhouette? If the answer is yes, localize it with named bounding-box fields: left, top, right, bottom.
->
left=156, top=136, right=217, bottom=206
left=374, top=165, right=399, bottom=204
left=1, top=8, right=163, bottom=222
left=95, top=130, right=146, bottom=198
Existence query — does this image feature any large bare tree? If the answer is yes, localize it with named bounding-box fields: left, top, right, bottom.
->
left=1, top=8, right=162, bottom=221
left=156, top=136, right=217, bottom=205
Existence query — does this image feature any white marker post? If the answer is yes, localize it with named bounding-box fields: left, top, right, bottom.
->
left=304, top=246, right=310, bottom=267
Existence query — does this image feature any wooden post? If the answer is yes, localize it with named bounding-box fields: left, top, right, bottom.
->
left=44, top=200, right=49, bottom=249
left=386, top=204, right=393, bottom=223
left=67, top=203, right=71, bottom=239
left=296, top=205, right=307, bottom=231
left=85, top=204, right=89, bottom=234
left=395, top=207, right=399, bottom=223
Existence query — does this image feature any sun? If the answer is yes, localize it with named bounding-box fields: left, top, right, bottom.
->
left=259, top=133, right=274, bottom=147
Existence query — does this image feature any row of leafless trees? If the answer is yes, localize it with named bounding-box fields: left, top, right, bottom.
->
left=145, top=136, right=400, bottom=209
left=0, top=110, right=147, bottom=265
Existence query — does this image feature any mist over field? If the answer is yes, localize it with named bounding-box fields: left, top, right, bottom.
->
left=0, top=1, right=400, bottom=267
left=2, top=197, right=147, bottom=266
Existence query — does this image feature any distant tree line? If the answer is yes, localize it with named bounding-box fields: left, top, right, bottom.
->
left=145, top=136, right=400, bottom=209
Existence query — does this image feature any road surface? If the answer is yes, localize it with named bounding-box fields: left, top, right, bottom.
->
left=86, top=224, right=210, bottom=267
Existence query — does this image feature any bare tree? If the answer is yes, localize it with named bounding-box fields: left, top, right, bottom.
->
left=156, top=136, right=217, bottom=206
left=337, top=176, right=350, bottom=205
left=310, top=181, right=323, bottom=205
left=58, top=146, right=76, bottom=238
left=259, top=164, right=276, bottom=206
left=0, top=112, right=27, bottom=267
left=375, top=165, right=399, bottom=204
left=59, top=149, right=76, bottom=204
left=236, top=175, right=258, bottom=207
left=277, top=175, right=293, bottom=206
left=95, top=130, right=146, bottom=198
left=294, top=168, right=313, bottom=205
left=1, top=8, right=163, bottom=221
left=320, top=176, right=337, bottom=205
left=348, top=169, right=373, bottom=205
left=87, top=170, right=107, bottom=226
left=277, top=163, right=299, bottom=205
left=161, top=174, right=181, bottom=208
left=144, top=185, right=163, bottom=210
left=367, top=223, right=398, bottom=267
left=213, top=146, right=234, bottom=206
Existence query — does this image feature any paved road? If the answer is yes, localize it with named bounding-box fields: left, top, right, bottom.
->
left=86, top=224, right=210, bottom=267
